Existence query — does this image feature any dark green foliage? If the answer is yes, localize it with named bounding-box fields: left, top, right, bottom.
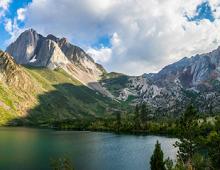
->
left=101, top=73, right=129, bottom=96
left=164, top=157, right=173, bottom=170
left=25, top=83, right=121, bottom=126
left=191, top=153, right=211, bottom=170
left=140, top=103, right=152, bottom=130
left=174, top=105, right=198, bottom=165
left=140, top=103, right=148, bottom=123
left=206, top=118, right=220, bottom=169
left=134, top=104, right=140, bottom=130
left=11, top=67, right=125, bottom=126
left=150, top=140, right=165, bottom=170
left=50, top=157, right=74, bottom=170
left=116, top=111, right=121, bottom=132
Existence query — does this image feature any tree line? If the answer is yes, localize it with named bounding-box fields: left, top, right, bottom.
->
left=50, top=104, right=220, bottom=170
left=150, top=105, right=220, bottom=170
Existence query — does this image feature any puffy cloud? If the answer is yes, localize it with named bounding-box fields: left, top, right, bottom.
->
left=0, top=0, right=11, bottom=10
left=12, top=0, right=220, bottom=75
left=4, top=18, right=12, bottom=32
left=87, top=47, right=112, bottom=63
left=4, top=18, right=24, bottom=45
left=17, top=8, right=26, bottom=21
left=0, top=0, right=11, bottom=18
left=3, top=7, right=27, bottom=45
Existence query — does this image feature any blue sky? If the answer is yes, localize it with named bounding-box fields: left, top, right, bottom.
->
left=0, top=0, right=30, bottom=49
left=186, top=1, right=215, bottom=22
left=0, top=0, right=220, bottom=75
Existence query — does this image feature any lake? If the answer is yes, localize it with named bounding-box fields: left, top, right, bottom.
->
left=0, top=128, right=178, bottom=170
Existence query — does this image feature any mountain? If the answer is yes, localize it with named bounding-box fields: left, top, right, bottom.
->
left=101, top=47, right=220, bottom=114
left=0, top=50, right=38, bottom=125
left=5, top=29, right=220, bottom=116
left=0, top=50, right=119, bottom=126
left=6, top=29, right=112, bottom=97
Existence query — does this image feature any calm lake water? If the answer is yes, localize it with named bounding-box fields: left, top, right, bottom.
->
left=0, top=128, right=178, bottom=170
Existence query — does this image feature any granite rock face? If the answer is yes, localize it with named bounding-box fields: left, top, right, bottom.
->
left=101, top=46, right=220, bottom=114
left=6, top=29, right=40, bottom=64
left=6, top=29, right=111, bottom=97
left=6, top=29, right=70, bottom=68
left=7, top=29, right=220, bottom=114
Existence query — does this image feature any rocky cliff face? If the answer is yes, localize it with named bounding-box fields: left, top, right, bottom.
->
left=6, top=29, right=40, bottom=64
left=6, top=29, right=111, bottom=96
left=0, top=50, right=40, bottom=119
left=0, top=50, right=37, bottom=93
left=6, top=29, right=220, bottom=115
left=0, top=50, right=119, bottom=125
left=101, top=46, right=220, bottom=114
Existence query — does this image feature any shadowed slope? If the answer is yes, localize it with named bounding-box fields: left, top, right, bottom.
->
left=0, top=51, right=121, bottom=126
left=24, top=83, right=118, bottom=126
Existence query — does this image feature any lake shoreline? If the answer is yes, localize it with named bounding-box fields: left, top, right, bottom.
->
left=0, top=127, right=178, bottom=170
left=1, top=125, right=178, bottom=138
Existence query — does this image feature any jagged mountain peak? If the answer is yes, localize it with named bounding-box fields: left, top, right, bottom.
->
left=21, top=28, right=38, bottom=36
left=0, top=50, right=119, bottom=125
left=46, top=34, right=59, bottom=42
left=6, top=29, right=110, bottom=96
left=9, top=29, right=220, bottom=114
left=153, top=46, right=220, bottom=85
left=101, top=45, right=220, bottom=114
left=6, top=29, right=41, bottom=64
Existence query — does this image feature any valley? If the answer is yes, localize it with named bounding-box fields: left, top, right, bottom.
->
left=0, top=29, right=220, bottom=170
left=1, top=1, right=220, bottom=169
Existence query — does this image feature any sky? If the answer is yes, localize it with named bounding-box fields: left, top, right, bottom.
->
left=0, top=0, right=220, bottom=75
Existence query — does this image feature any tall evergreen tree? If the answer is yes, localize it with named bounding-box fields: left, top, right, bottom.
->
left=150, top=140, right=166, bottom=170
left=207, top=117, right=220, bottom=169
left=134, top=104, right=140, bottom=130
left=141, top=103, right=152, bottom=121
left=140, top=103, right=147, bottom=122
left=116, top=111, right=121, bottom=132
left=174, top=104, right=198, bottom=167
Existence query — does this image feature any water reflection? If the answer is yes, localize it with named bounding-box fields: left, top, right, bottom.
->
left=0, top=128, right=177, bottom=170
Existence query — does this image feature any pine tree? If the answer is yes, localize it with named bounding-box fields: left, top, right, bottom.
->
left=174, top=104, right=198, bottom=167
left=134, top=104, right=140, bottom=130
left=140, top=103, right=147, bottom=123
left=140, top=103, right=151, bottom=122
left=207, top=117, right=220, bottom=169
left=116, top=111, right=121, bottom=132
left=150, top=140, right=166, bottom=170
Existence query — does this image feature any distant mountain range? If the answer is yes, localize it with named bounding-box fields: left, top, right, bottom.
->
left=101, top=47, right=220, bottom=114
left=103, top=48, right=220, bottom=115
left=1, top=28, right=220, bottom=125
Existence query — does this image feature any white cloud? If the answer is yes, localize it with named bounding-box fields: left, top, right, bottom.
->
left=17, top=8, right=26, bottom=21
left=0, top=0, right=21, bottom=46
left=0, top=0, right=11, bottom=18
left=12, top=0, right=220, bottom=75
left=4, top=18, right=12, bottom=32
left=0, top=0, right=11, bottom=10
left=4, top=18, right=24, bottom=45
left=87, top=47, right=112, bottom=63
left=3, top=6, right=26, bottom=45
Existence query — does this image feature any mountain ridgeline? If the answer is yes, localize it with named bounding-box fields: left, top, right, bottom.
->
left=6, top=29, right=112, bottom=97
left=101, top=47, right=220, bottom=114
left=0, top=50, right=120, bottom=126
left=1, top=28, right=220, bottom=126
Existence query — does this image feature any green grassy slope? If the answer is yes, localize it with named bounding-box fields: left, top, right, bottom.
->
left=0, top=51, right=122, bottom=126
left=22, top=67, right=120, bottom=126
left=101, top=72, right=130, bottom=96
